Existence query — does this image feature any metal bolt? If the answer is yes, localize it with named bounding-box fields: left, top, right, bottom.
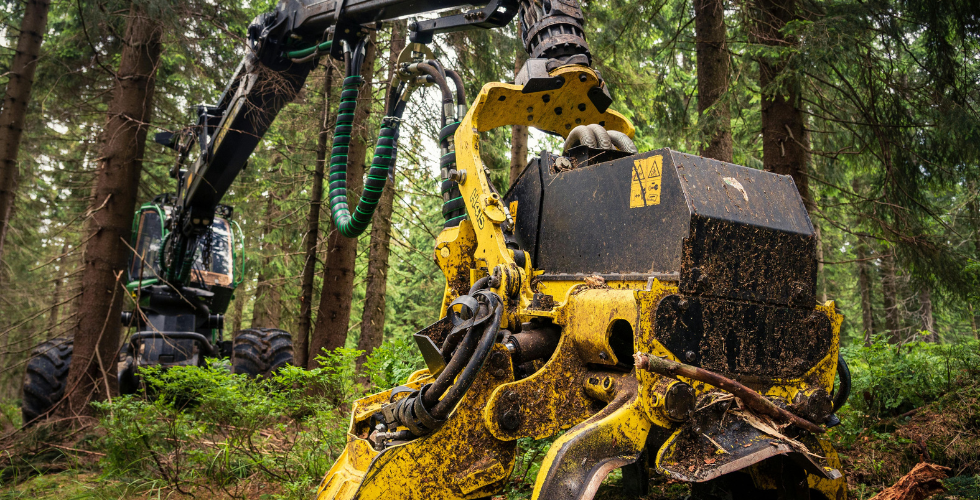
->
left=685, top=350, right=697, bottom=363
left=677, top=298, right=689, bottom=311
left=598, top=351, right=609, bottom=360
left=448, top=169, right=466, bottom=183
left=500, top=407, right=522, bottom=430
left=504, top=390, right=519, bottom=403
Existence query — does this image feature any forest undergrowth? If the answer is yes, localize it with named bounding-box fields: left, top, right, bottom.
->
left=1, top=339, right=978, bottom=500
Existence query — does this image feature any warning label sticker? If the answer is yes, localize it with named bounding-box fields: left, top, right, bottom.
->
left=630, top=155, right=663, bottom=208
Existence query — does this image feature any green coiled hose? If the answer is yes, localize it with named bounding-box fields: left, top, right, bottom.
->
left=327, top=76, right=403, bottom=239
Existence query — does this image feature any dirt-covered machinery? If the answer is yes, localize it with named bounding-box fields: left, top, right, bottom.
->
left=22, top=194, right=294, bottom=422
left=26, top=0, right=852, bottom=496
left=315, top=67, right=852, bottom=500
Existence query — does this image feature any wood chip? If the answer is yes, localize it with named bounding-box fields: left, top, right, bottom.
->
left=869, top=462, right=950, bottom=500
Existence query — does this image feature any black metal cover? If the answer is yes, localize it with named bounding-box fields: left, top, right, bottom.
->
left=505, top=148, right=817, bottom=307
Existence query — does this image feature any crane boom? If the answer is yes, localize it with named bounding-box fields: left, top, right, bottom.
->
left=157, top=0, right=595, bottom=286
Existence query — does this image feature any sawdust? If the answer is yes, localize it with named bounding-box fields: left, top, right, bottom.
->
left=584, top=275, right=609, bottom=289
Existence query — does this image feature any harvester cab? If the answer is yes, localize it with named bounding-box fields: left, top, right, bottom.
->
left=116, top=195, right=245, bottom=392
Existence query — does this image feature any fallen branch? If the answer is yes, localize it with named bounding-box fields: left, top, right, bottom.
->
left=633, top=352, right=825, bottom=434
left=41, top=442, right=106, bottom=457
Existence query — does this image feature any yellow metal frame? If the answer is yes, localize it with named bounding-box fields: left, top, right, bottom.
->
left=317, top=65, right=847, bottom=500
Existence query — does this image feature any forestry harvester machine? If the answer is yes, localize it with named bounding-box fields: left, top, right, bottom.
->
left=22, top=191, right=296, bottom=420
left=28, top=0, right=856, bottom=497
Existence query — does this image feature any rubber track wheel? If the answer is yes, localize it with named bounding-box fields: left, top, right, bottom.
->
left=258, top=328, right=294, bottom=375
left=22, top=338, right=73, bottom=425
left=231, top=328, right=294, bottom=378
left=232, top=329, right=269, bottom=377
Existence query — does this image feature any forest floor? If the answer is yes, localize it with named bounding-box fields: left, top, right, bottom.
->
left=2, top=379, right=978, bottom=500
left=1, top=342, right=979, bottom=500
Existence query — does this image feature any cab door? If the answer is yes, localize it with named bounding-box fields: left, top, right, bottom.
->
left=127, top=205, right=166, bottom=288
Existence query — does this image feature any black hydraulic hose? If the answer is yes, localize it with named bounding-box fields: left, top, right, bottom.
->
left=416, top=63, right=453, bottom=125
left=439, top=121, right=464, bottom=221
left=426, top=58, right=448, bottom=84
left=436, top=278, right=487, bottom=364
left=468, top=276, right=490, bottom=295
left=422, top=309, right=485, bottom=407
left=430, top=300, right=503, bottom=419
left=444, top=68, right=467, bottom=113
left=832, top=354, right=852, bottom=413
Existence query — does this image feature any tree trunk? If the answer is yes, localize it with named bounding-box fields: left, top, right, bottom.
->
left=357, top=22, right=406, bottom=373
left=251, top=192, right=282, bottom=329
left=0, top=0, right=52, bottom=291
left=970, top=188, right=980, bottom=339
left=231, top=286, right=245, bottom=334
left=969, top=303, right=977, bottom=340
left=694, top=0, right=732, bottom=163
left=882, top=250, right=901, bottom=344
left=856, top=238, right=875, bottom=346
left=295, top=64, right=336, bottom=368
left=309, top=33, right=378, bottom=367
left=755, top=0, right=811, bottom=208
left=919, top=286, right=936, bottom=343
left=47, top=240, right=69, bottom=332
left=509, top=52, right=529, bottom=186
left=63, top=6, right=162, bottom=417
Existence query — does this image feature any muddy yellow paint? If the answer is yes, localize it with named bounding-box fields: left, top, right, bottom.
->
left=317, top=62, right=850, bottom=500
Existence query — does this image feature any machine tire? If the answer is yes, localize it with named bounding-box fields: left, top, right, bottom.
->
left=22, top=338, right=73, bottom=425
left=231, top=328, right=294, bottom=378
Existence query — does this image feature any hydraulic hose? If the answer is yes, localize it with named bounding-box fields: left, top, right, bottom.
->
left=415, top=63, right=454, bottom=121
left=408, top=63, right=468, bottom=229
left=424, top=290, right=490, bottom=405
left=328, top=40, right=407, bottom=238
left=431, top=297, right=502, bottom=419
left=285, top=40, right=332, bottom=60
left=422, top=306, right=485, bottom=407
left=385, top=290, right=502, bottom=439
left=832, top=354, right=852, bottom=413
left=440, top=121, right=465, bottom=227
left=444, top=68, right=467, bottom=117
left=468, top=276, right=489, bottom=295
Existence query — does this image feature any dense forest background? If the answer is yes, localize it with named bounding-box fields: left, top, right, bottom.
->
left=0, top=0, right=978, bottom=498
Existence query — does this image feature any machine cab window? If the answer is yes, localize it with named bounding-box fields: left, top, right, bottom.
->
left=128, top=207, right=164, bottom=283
left=190, top=218, right=234, bottom=287
left=127, top=206, right=235, bottom=288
